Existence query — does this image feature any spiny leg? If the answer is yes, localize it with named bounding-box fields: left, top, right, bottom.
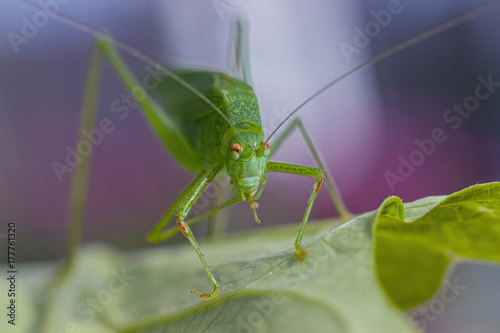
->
left=148, top=165, right=227, bottom=300
left=176, top=166, right=222, bottom=299
left=158, top=196, right=242, bottom=241
left=269, top=117, right=350, bottom=219
left=147, top=175, right=242, bottom=243
left=266, top=162, right=326, bottom=259
left=147, top=170, right=214, bottom=243
left=176, top=218, right=220, bottom=300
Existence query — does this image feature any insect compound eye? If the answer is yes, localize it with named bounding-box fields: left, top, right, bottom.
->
left=230, top=143, right=243, bottom=160
left=262, top=141, right=270, bottom=157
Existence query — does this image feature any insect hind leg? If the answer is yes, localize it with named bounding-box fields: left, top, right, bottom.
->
left=227, top=17, right=252, bottom=84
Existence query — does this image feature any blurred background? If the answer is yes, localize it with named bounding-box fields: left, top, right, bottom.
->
left=1, top=1, right=500, bottom=331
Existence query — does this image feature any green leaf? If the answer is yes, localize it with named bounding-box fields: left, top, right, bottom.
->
left=374, top=182, right=500, bottom=310
left=5, top=183, right=499, bottom=333
left=6, top=219, right=416, bottom=333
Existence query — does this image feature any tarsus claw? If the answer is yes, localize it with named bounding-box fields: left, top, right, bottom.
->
left=191, top=287, right=220, bottom=300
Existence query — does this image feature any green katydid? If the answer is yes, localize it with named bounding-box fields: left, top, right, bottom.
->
left=97, top=23, right=350, bottom=300
left=40, top=8, right=351, bottom=300
left=29, top=1, right=500, bottom=302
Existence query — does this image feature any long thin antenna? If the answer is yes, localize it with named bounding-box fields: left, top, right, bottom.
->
left=23, top=1, right=242, bottom=136
left=266, top=1, right=500, bottom=142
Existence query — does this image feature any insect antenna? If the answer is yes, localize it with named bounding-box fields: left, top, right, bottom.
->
left=23, top=1, right=242, bottom=137
left=265, top=1, right=500, bottom=143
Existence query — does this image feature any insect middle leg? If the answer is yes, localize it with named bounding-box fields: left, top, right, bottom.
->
left=266, top=117, right=351, bottom=258
left=269, top=117, right=350, bottom=219
left=265, top=162, right=325, bottom=259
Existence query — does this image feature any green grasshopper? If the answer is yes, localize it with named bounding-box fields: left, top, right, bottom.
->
left=34, top=2, right=500, bottom=301
left=68, top=22, right=350, bottom=301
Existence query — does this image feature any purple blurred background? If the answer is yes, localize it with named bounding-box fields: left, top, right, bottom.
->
left=1, top=1, right=500, bottom=331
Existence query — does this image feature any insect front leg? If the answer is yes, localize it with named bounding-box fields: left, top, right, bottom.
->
left=147, top=165, right=225, bottom=300
left=269, top=117, right=350, bottom=219
left=266, top=162, right=325, bottom=259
